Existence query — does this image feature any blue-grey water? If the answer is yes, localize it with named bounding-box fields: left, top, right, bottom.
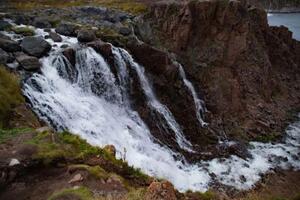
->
left=268, top=13, right=300, bottom=41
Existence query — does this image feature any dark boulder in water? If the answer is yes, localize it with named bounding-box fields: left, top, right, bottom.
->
left=77, top=29, right=96, bottom=43
left=0, top=38, right=21, bottom=52
left=55, top=22, right=80, bottom=37
left=49, top=32, right=62, bottom=42
left=0, top=48, right=9, bottom=64
left=21, top=36, right=52, bottom=58
left=0, top=20, right=12, bottom=31
left=87, top=40, right=112, bottom=58
left=62, top=47, right=76, bottom=66
left=33, top=17, right=52, bottom=29
left=16, top=54, right=41, bottom=71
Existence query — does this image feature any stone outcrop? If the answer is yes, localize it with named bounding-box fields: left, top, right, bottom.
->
left=55, top=22, right=80, bottom=37
left=16, top=54, right=41, bottom=71
left=145, top=181, right=177, bottom=200
left=77, top=29, right=96, bottom=43
left=0, top=38, right=21, bottom=52
left=134, top=0, right=300, bottom=145
left=21, top=36, right=52, bottom=58
left=49, top=32, right=62, bottom=42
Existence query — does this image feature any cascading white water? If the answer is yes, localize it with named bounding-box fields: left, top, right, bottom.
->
left=178, top=64, right=207, bottom=127
left=8, top=25, right=298, bottom=192
left=116, top=48, right=194, bottom=152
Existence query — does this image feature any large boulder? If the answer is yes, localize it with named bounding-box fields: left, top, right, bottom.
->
left=16, top=54, right=41, bottom=71
left=21, top=36, right=51, bottom=58
left=0, top=33, right=10, bottom=40
left=62, top=47, right=76, bottom=66
left=87, top=40, right=112, bottom=58
left=119, top=27, right=132, bottom=36
left=0, top=20, right=12, bottom=31
left=33, top=17, right=51, bottom=28
left=145, top=181, right=177, bottom=200
left=77, top=29, right=96, bottom=43
left=49, top=32, right=62, bottom=42
left=55, top=22, right=80, bottom=37
left=0, top=48, right=9, bottom=64
left=0, top=38, right=21, bottom=52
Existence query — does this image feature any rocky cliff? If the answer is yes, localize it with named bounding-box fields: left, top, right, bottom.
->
left=249, top=0, right=300, bottom=12
left=134, top=0, right=300, bottom=145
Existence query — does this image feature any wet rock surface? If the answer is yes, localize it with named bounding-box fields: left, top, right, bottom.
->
left=20, top=36, right=51, bottom=58
left=16, top=54, right=41, bottom=71
left=137, top=0, right=300, bottom=146
left=77, top=29, right=96, bottom=43
left=49, top=32, right=62, bottom=42
left=0, top=38, right=21, bottom=52
left=55, top=22, right=80, bottom=37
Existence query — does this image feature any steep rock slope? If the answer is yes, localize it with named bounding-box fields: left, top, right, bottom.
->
left=134, top=0, right=300, bottom=143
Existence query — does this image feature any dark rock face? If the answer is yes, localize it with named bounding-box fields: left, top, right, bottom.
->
left=0, top=48, right=9, bottom=64
left=0, top=38, right=21, bottom=52
left=87, top=40, right=112, bottom=59
left=0, top=33, right=10, bottom=40
left=0, top=20, right=12, bottom=31
left=77, top=29, right=96, bottom=43
left=33, top=17, right=51, bottom=28
left=16, top=54, right=41, bottom=71
left=49, top=32, right=62, bottom=42
left=21, top=36, right=51, bottom=58
left=62, top=47, right=76, bottom=67
left=136, top=0, right=300, bottom=144
left=55, top=22, right=80, bottom=37
left=119, top=27, right=132, bottom=36
left=248, top=0, right=300, bottom=12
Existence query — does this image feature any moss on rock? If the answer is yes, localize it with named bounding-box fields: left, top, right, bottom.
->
left=11, top=26, right=35, bottom=36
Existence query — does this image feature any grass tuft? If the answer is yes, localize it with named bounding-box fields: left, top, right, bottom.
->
left=0, top=127, right=33, bottom=143
left=0, top=66, right=24, bottom=128
left=9, top=0, right=148, bottom=15
left=48, top=186, right=93, bottom=200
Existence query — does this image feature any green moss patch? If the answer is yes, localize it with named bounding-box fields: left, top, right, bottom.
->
left=0, top=127, right=33, bottom=143
left=126, top=188, right=146, bottom=200
left=9, top=0, right=148, bottom=15
left=48, top=186, right=93, bottom=200
left=96, top=27, right=129, bottom=47
left=0, top=66, right=24, bottom=128
left=27, top=131, right=103, bottom=164
left=11, top=26, right=35, bottom=36
left=69, top=164, right=109, bottom=179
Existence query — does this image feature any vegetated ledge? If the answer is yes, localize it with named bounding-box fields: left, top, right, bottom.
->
left=0, top=127, right=225, bottom=200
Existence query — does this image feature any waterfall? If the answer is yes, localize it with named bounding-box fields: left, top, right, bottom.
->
left=116, top=48, right=194, bottom=152
left=178, top=64, right=207, bottom=127
left=15, top=26, right=300, bottom=192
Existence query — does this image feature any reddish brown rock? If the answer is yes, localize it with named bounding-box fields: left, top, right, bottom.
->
left=62, top=47, right=76, bottom=66
left=135, top=0, right=300, bottom=146
left=145, top=181, right=177, bottom=200
left=87, top=40, right=112, bottom=58
left=103, top=145, right=116, bottom=157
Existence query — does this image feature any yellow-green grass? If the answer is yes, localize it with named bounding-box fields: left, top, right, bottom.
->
left=9, top=0, right=148, bottom=15
left=0, top=66, right=24, bottom=128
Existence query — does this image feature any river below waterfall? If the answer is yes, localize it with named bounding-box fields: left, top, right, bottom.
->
left=268, top=13, right=300, bottom=40
left=2, top=20, right=300, bottom=192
